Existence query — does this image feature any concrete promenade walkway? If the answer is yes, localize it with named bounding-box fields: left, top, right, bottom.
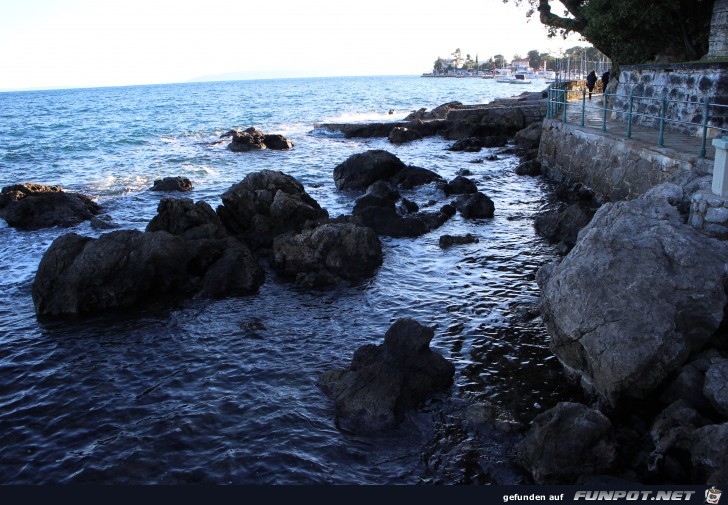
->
left=557, top=93, right=717, bottom=161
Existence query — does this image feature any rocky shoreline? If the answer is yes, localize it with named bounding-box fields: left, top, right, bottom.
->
left=3, top=89, right=726, bottom=484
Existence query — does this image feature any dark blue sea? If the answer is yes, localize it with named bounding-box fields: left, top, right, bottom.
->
left=0, top=75, right=579, bottom=484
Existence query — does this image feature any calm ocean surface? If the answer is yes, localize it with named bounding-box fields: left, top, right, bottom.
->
left=0, top=75, right=580, bottom=484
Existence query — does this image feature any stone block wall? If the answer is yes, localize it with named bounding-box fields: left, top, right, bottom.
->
left=612, top=63, right=728, bottom=138
left=689, top=190, right=728, bottom=238
left=539, top=119, right=713, bottom=202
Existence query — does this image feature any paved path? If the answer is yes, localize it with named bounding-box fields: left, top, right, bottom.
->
left=555, top=94, right=717, bottom=160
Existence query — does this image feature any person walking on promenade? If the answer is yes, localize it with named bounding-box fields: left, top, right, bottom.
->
left=586, top=70, right=597, bottom=99
left=601, top=69, right=610, bottom=91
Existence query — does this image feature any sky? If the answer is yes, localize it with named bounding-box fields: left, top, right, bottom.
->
left=0, top=0, right=586, bottom=91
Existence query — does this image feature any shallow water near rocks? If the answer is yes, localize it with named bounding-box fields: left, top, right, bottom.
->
left=0, top=76, right=582, bottom=484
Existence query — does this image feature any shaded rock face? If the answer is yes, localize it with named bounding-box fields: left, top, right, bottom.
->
left=32, top=196, right=267, bottom=316
left=538, top=186, right=728, bottom=403
left=32, top=230, right=190, bottom=316
left=146, top=198, right=264, bottom=299
left=388, top=127, right=422, bottom=144
left=318, top=318, right=455, bottom=433
left=514, top=121, right=543, bottom=150
left=263, top=134, right=294, bottom=150
left=703, top=358, right=728, bottom=416
left=0, top=183, right=100, bottom=230
left=453, top=192, right=495, bottom=219
left=515, top=159, right=542, bottom=176
left=516, top=402, right=617, bottom=484
left=151, top=176, right=193, bottom=192
left=448, top=136, right=509, bottom=152
left=691, top=423, right=728, bottom=484
left=217, top=170, right=328, bottom=249
left=534, top=203, right=595, bottom=250
left=273, top=222, right=383, bottom=288
left=333, top=150, right=407, bottom=190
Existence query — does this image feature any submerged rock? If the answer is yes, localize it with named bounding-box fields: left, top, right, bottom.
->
left=0, top=183, right=100, bottom=230
left=150, top=176, right=193, bottom=192
left=217, top=170, right=328, bottom=249
left=263, top=133, right=294, bottom=150
left=516, top=402, right=617, bottom=484
left=453, top=192, right=495, bottom=219
left=319, top=318, right=455, bottom=433
left=225, top=127, right=293, bottom=151
left=273, top=222, right=382, bottom=288
left=439, top=234, right=479, bottom=248
left=442, top=176, right=477, bottom=196
left=538, top=185, right=728, bottom=402
left=352, top=191, right=450, bottom=238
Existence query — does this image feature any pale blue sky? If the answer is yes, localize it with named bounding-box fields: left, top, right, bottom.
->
left=0, top=0, right=584, bottom=90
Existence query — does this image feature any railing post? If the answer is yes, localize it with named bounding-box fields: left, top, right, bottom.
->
left=602, top=91, right=608, bottom=132
left=701, top=98, right=710, bottom=158
left=658, top=97, right=667, bottom=147
left=562, top=89, right=567, bottom=123
left=581, top=88, right=586, bottom=127
left=626, top=91, right=634, bottom=139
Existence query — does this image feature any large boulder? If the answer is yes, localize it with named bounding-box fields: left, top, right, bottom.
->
left=514, top=122, right=543, bottom=150
left=442, top=176, right=477, bottom=196
left=146, top=198, right=264, bottom=298
left=150, top=176, right=193, bottom=192
left=538, top=185, right=728, bottom=402
left=217, top=170, right=328, bottom=249
left=388, top=166, right=443, bottom=189
left=263, top=134, right=294, bottom=150
left=333, top=150, right=407, bottom=190
left=0, top=183, right=100, bottom=230
left=516, top=402, right=617, bottom=483
left=272, top=222, right=383, bottom=288
left=32, top=230, right=190, bottom=316
left=352, top=192, right=451, bottom=238
left=319, top=318, right=455, bottom=433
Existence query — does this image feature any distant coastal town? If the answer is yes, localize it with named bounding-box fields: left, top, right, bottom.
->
left=423, top=46, right=610, bottom=82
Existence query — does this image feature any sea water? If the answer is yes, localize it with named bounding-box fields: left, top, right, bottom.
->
left=0, top=75, right=581, bottom=484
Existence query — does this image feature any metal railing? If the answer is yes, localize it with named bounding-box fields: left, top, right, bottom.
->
left=546, top=85, right=728, bottom=157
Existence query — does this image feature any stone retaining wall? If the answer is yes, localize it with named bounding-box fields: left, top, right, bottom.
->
left=689, top=190, right=728, bottom=238
left=613, top=63, right=728, bottom=138
left=539, top=119, right=713, bottom=201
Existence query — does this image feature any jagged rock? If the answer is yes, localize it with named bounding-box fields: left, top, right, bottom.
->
left=691, top=423, right=728, bottom=484
left=449, top=136, right=508, bottom=152
left=147, top=198, right=227, bottom=241
left=537, top=185, right=728, bottom=402
left=388, top=127, right=422, bottom=144
left=514, top=122, right=543, bottom=150
left=534, top=203, right=595, bottom=249
left=442, top=176, right=477, bottom=196
left=0, top=183, right=100, bottom=230
left=439, top=234, right=479, bottom=248
left=228, top=127, right=267, bottom=152
left=404, top=101, right=462, bottom=121
left=273, top=222, right=382, bottom=288
left=150, top=176, right=193, bottom=192
left=515, top=160, right=542, bottom=176
left=32, top=230, right=190, bottom=316
left=517, top=402, right=617, bottom=484
left=648, top=400, right=711, bottom=481
left=217, top=170, right=328, bottom=249
left=353, top=192, right=450, bottom=238
left=703, top=358, right=728, bottom=417
left=319, top=318, right=455, bottom=433
left=453, top=192, right=495, bottom=219
left=263, top=133, right=293, bottom=150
